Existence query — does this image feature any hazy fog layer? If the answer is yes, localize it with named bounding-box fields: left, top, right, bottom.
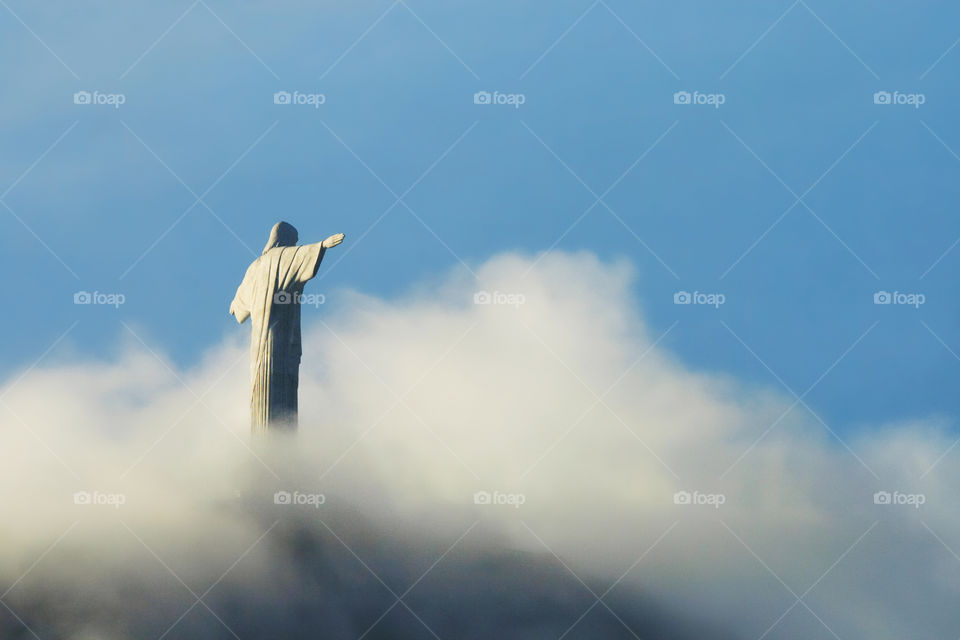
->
left=1, top=252, right=957, bottom=639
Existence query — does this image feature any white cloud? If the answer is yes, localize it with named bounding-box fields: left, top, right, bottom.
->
left=1, top=251, right=958, bottom=639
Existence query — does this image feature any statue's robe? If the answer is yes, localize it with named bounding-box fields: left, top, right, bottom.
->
left=229, top=243, right=325, bottom=432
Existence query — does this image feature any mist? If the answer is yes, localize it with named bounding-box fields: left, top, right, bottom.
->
left=1, top=251, right=958, bottom=639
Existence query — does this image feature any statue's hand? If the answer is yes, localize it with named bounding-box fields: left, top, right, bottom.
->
left=322, top=233, right=345, bottom=249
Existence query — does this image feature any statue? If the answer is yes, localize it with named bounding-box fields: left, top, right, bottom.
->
left=230, top=221, right=344, bottom=432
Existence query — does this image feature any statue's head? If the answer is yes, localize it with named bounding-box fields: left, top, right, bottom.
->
left=263, top=221, right=298, bottom=254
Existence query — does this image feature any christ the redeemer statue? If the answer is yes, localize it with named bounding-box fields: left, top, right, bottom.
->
left=230, top=221, right=344, bottom=432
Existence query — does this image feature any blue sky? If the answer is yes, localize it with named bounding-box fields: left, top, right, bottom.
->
left=3, top=0, right=960, bottom=434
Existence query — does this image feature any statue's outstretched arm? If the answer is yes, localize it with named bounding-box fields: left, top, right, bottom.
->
left=321, top=233, right=344, bottom=249
left=304, top=233, right=345, bottom=280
